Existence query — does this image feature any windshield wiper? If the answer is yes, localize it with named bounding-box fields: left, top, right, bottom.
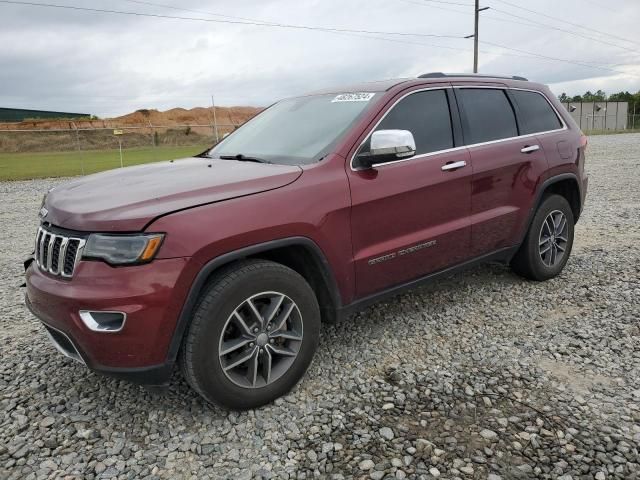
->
left=218, top=154, right=271, bottom=164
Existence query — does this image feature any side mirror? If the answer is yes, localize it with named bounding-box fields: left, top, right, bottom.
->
left=356, top=129, right=416, bottom=168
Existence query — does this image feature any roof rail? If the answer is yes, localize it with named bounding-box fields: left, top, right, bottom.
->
left=418, top=72, right=528, bottom=81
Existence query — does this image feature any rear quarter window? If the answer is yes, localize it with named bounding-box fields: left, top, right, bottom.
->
left=457, top=88, right=518, bottom=144
left=510, top=90, right=563, bottom=134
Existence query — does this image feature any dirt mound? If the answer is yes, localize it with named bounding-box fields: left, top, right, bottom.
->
left=0, top=105, right=263, bottom=153
left=0, top=106, right=262, bottom=131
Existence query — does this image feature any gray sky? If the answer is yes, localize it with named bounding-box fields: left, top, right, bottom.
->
left=1, top=0, right=639, bottom=117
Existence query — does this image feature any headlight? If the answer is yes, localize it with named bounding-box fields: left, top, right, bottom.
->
left=39, top=193, right=48, bottom=219
left=83, top=233, right=164, bottom=265
left=39, top=188, right=55, bottom=219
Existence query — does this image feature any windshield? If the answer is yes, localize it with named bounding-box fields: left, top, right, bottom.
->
left=208, top=93, right=379, bottom=165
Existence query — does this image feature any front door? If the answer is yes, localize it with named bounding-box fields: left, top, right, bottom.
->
left=347, top=88, right=473, bottom=298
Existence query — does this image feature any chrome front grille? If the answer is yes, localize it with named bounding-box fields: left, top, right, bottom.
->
left=34, top=226, right=86, bottom=278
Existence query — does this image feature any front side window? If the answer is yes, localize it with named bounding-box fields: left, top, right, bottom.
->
left=368, top=89, right=454, bottom=156
left=457, top=88, right=518, bottom=144
left=511, top=90, right=563, bottom=134
left=208, top=93, right=379, bottom=165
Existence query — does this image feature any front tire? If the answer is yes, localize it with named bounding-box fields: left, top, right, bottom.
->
left=511, top=194, right=575, bottom=281
left=180, top=259, right=320, bottom=409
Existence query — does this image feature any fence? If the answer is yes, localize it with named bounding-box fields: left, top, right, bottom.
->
left=2, top=107, right=640, bottom=181
left=0, top=122, right=240, bottom=180
left=560, top=101, right=639, bottom=132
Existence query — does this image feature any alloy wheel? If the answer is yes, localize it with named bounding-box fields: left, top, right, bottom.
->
left=538, top=209, right=569, bottom=268
left=218, top=291, right=303, bottom=388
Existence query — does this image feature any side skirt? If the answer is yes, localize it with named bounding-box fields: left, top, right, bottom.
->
left=336, top=245, right=518, bottom=320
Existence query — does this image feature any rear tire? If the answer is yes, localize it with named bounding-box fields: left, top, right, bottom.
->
left=180, top=259, right=320, bottom=409
left=511, top=194, right=575, bottom=281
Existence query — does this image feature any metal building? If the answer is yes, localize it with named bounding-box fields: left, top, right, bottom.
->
left=0, top=108, right=90, bottom=123
left=561, top=101, right=628, bottom=131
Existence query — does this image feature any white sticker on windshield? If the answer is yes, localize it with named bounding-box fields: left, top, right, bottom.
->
left=331, top=92, right=375, bottom=103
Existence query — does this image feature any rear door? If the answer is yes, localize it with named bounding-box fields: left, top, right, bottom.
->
left=454, top=86, right=549, bottom=257
left=347, top=87, right=473, bottom=298
left=508, top=88, right=568, bottom=170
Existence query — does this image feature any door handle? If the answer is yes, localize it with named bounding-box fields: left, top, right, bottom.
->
left=520, top=145, right=540, bottom=154
left=441, top=160, right=467, bottom=171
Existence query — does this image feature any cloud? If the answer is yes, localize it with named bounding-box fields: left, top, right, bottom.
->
left=0, top=0, right=638, bottom=117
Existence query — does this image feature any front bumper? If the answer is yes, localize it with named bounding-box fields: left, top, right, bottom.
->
left=25, top=256, right=190, bottom=385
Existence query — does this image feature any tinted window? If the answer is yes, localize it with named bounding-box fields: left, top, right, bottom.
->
left=374, top=89, right=453, bottom=155
left=511, top=90, right=562, bottom=134
left=458, top=88, right=518, bottom=144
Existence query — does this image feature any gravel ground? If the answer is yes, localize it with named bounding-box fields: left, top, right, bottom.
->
left=1, top=133, right=639, bottom=480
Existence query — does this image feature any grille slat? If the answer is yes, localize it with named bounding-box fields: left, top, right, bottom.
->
left=64, top=240, right=80, bottom=276
left=51, top=237, right=63, bottom=273
left=38, top=230, right=47, bottom=266
left=35, top=230, right=43, bottom=261
left=42, top=233, right=51, bottom=268
left=34, top=226, right=85, bottom=278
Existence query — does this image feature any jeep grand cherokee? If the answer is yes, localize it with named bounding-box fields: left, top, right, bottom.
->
left=25, top=73, right=588, bottom=409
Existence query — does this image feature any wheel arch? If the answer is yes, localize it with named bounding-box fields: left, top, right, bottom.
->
left=166, top=237, right=342, bottom=363
left=539, top=175, right=582, bottom=222
left=516, top=173, right=582, bottom=251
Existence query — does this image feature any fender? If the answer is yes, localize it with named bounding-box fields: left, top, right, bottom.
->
left=165, top=236, right=342, bottom=363
left=519, top=172, right=582, bottom=246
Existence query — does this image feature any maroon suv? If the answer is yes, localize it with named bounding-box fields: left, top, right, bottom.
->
left=25, top=73, right=588, bottom=409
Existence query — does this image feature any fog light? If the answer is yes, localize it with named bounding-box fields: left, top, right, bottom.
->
left=79, top=310, right=126, bottom=333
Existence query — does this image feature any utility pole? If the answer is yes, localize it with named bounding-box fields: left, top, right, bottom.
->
left=211, top=95, right=219, bottom=143
left=466, top=1, right=489, bottom=73
left=473, top=0, right=479, bottom=73
left=71, top=121, right=84, bottom=175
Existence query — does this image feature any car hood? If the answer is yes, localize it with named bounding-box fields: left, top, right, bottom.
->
left=44, top=158, right=303, bottom=232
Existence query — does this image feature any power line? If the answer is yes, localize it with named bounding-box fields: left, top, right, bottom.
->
left=399, top=0, right=571, bottom=32
left=121, top=0, right=630, bottom=70
left=0, top=0, right=571, bottom=72
left=121, top=0, right=541, bottom=64
left=489, top=0, right=639, bottom=47
left=397, top=0, right=468, bottom=11
left=0, top=0, right=524, bottom=68
left=0, top=0, right=627, bottom=75
left=412, top=0, right=639, bottom=52
left=118, top=0, right=499, bottom=62
left=486, top=6, right=638, bottom=53
left=417, top=0, right=473, bottom=6
left=480, top=39, right=623, bottom=74
left=0, top=0, right=464, bottom=39
left=119, top=0, right=284, bottom=26
left=398, top=0, right=633, bottom=66
left=128, top=0, right=550, bottom=71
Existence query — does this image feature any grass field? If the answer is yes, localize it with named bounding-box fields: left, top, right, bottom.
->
left=0, top=145, right=210, bottom=181
left=2, top=129, right=637, bottom=181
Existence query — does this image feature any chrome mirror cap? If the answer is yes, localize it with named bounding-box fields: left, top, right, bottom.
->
left=370, top=129, right=416, bottom=159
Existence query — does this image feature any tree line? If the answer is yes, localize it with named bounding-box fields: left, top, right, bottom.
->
left=558, top=90, right=640, bottom=112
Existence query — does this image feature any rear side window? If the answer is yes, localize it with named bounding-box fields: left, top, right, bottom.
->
left=375, top=89, right=453, bottom=155
left=457, top=88, right=518, bottom=144
left=511, top=90, right=563, bottom=134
